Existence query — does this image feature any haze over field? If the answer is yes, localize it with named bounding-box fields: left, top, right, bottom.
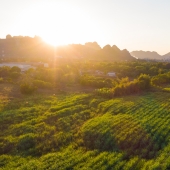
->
left=0, top=0, right=170, bottom=54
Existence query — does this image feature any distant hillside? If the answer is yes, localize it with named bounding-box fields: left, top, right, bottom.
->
left=162, top=52, right=170, bottom=59
left=0, top=36, right=53, bottom=62
left=131, top=50, right=170, bottom=60
left=131, top=51, right=161, bottom=59
left=54, top=43, right=135, bottom=61
left=0, top=35, right=135, bottom=62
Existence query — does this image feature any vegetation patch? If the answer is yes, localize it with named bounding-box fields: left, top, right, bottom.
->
left=81, top=114, right=116, bottom=151
left=1, top=60, right=170, bottom=169
left=81, top=113, right=158, bottom=159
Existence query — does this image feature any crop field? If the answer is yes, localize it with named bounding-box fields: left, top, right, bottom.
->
left=1, top=91, right=170, bottom=169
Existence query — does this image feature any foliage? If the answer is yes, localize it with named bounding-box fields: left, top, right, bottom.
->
left=0, top=77, right=3, bottom=83
left=10, top=72, right=20, bottom=79
left=0, top=66, right=10, bottom=77
left=2, top=60, right=170, bottom=169
left=20, top=83, right=37, bottom=94
left=10, top=66, right=21, bottom=73
left=96, top=74, right=151, bottom=97
left=1, top=92, right=170, bottom=169
left=80, top=75, right=116, bottom=88
left=151, top=72, right=170, bottom=86
left=32, top=80, right=53, bottom=89
left=81, top=114, right=116, bottom=150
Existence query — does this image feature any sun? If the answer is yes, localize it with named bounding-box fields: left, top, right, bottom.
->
left=42, top=34, right=68, bottom=47
left=41, top=25, right=81, bottom=46
left=12, top=1, right=98, bottom=46
left=35, top=2, right=86, bottom=46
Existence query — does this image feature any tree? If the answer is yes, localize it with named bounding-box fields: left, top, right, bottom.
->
left=20, top=83, right=37, bottom=94
left=6, top=34, right=12, bottom=39
left=138, top=74, right=151, bottom=90
left=0, top=66, right=10, bottom=77
left=10, top=66, right=21, bottom=73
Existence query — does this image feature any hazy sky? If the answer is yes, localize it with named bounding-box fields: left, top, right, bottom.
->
left=0, top=0, right=170, bottom=54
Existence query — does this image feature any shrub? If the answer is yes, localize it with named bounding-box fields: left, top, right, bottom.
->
left=80, top=75, right=114, bottom=88
left=17, top=133, right=36, bottom=152
left=0, top=137, right=16, bottom=154
left=138, top=74, right=151, bottom=90
left=10, top=72, right=20, bottom=79
left=33, top=80, right=53, bottom=89
left=95, top=88, right=113, bottom=98
left=10, top=66, right=21, bottom=73
left=0, top=77, right=3, bottom=83
left=96, top=74, right=150, bottom=98
left=0, top=155, right=12, bottom=167
left=20, top=83, right=37, bottom=94
left=81, top=114, right=116, bottom=151
left=151, top=72, right=170, bottom=86
left=0, top=66, right=10, bottom=77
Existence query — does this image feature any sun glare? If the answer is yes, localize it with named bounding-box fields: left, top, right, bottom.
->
left=12, top=1, right=98, bottom=46
left=42, top=35, right=67, bottom=47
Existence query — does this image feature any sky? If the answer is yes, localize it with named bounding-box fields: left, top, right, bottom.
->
left=0, top=0, right=170, bottom=55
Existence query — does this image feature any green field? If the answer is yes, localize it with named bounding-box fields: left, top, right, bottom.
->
left=1, top=89, right=170, bottom=170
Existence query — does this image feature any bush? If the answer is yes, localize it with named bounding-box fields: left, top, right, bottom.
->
left=151, top=72, right=170, bottom=86
left=138, top=74, right=151, bottom=90
left=33, top=80, right=52, bottom=89
left=96, top=74, right=151, bottom=98
left=95, top=88, right=113, bottom=98
left=10, top=66, right=21, bottom=73
left=17, top=133, right=36, bottom=152
left=81, top=114, right=116, bottom=151
left=0, top=137, right=16, bottom=154
left=80, top=75, right=114, bottom=88
left=0, top=66, right=10, bottom=77
left=0, top=155, right=12, bottom=167
left=10, top=72, right=20, bottom=79
left=20, top=83, right=37, bottom=94
left=0, top=77, right=3, bottom=83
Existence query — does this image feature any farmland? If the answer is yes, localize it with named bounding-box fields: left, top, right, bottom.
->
left=1, top=84, right=170, bottom=169
left=1, top=0, right=170, bottom=168
left=1, top=60, right=170, bottom=169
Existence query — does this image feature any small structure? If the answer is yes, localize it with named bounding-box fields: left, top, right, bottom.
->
left=79, top=69, right=94, bottom=76
left=95, top=70, right=104, bottom=75
left=107, top=72, right=116, bottom=77
left=44, top=63, right=49, bottom=67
